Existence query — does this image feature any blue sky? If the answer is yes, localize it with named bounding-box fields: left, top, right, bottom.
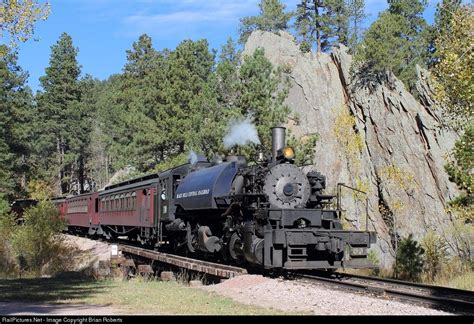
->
left=14, top=0, right=449, bottom=92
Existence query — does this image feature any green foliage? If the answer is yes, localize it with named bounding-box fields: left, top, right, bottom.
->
left=287, top=133, right=319, bottom=166
left=0, top=45, right=34, bottom=199
left=101, top=35, right=220, bottom=172
left=294, top=0, right=333, bottom=53
left=431, top=5, right=473, bottom=128
left=0, top=0, right=50, bottom=55
left=153, top=153, right=189, bottom=174
left=0, top=197, right=16, bottom=275
left=421, top=230, right=448, bottom=281
left=368, top=249, right=380, bottom=275
left=239, top=0, right=293, bottom=44
left=327, top=0, right=350, bottom=46
left=232, top=48, right=290, bottom=157
left=36, top=32, right=93, bottom=195
left=11, top=199, right=66, bottom=276
left=395, top=234, right=425, bottom=281
left=353, top=0, right=429, bottom=92
left=445, top=125, right=474, bottom=201
left=295, top=0, right=360, bottom=53
left=94, top=34, right=293, bottom=179
left=347, top=0, right=366, bottom=53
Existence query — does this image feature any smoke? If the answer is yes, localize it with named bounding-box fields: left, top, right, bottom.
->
left=188, top=150, right=198, bottom=165
left=223, top=117, right=261, bottom=149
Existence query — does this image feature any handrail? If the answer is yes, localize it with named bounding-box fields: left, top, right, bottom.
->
left=336, top=183, right=369, bottom=231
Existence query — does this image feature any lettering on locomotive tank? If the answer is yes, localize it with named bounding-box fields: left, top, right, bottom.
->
left=176, top=188, right=210, bottom=199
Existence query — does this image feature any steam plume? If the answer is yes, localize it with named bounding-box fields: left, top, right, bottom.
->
left=223, top=117, right=261, bottom=149
left=188, top=150, right=198, bottom=165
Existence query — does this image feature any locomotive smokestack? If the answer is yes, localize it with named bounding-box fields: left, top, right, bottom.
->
left=271, top=127, right=286, bottom=163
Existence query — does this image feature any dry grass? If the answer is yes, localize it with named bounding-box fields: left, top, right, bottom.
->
left=433, top=271, right=474, bottom=290
left=340, top=261, right=474, bottom=291
left=0, top=276, right=288, bottom=315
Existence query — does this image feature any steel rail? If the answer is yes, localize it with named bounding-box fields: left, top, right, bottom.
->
left=296, top=272, right=474, bottom=315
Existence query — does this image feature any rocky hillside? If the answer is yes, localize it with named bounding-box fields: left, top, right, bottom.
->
left=244, top=31, right=459, bottom=268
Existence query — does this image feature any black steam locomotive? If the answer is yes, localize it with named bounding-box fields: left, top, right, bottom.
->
left=49, top=127, right=376, bottom=270
left=159, top=127, right=375, bottom=269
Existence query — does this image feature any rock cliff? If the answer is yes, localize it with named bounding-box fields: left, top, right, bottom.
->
left=244, top=31, right=459, bottom=267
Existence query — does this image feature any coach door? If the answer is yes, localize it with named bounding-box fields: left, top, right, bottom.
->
left=140, top=188, right=151, bottom=224
left=159, top=178, right=169, bottom=221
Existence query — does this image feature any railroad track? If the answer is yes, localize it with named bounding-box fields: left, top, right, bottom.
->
left=296, top=271, right=474, bottom=314
left=80, top=235, right=474, bottom=314
left=118, top=244, right=248, bottom=279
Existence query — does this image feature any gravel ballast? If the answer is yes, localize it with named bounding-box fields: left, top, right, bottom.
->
left=204, top=275, right=453, bottom=315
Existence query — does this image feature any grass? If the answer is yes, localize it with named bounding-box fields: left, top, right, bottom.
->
left=431, top=271, right=474, bottom=291
left=0, top=276, right=288, bottom=315
left=339, top=267, right=474, bottom=291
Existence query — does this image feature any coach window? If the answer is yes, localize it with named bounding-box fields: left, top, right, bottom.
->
left=125, top=193, right=130, bottom=210
left=119, top=194, right=124, bottom=210
left=131, top=192, right=136, bottom=209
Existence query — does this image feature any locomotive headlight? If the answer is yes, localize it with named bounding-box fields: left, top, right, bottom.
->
left=282, top=146, right=295, bottom=160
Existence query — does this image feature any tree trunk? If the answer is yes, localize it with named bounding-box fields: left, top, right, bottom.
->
left=57, top=137, right=62, bottom=195
left=315, top=1, right=321, bottom=53
left=78, top=154, right=84, bottom=194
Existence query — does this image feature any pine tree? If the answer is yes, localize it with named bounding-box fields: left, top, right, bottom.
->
left=295, top=0, right=313, bottom=52
left=216, top=37, right=240, bottom=111
left=235, top=48, right=290, bottom=153
left=163, top=39, right=218, bottom=156
left=395, top=234, right=425, bottom=281
left=294, top=0, right=338, bottom=53
left=0, top=45, right=34, bottom=199
left=239, top=0, right=293, bottom=44
left=445, top=126, right=473, bottom=204
left=72, top=75, right=98, bottom=193
left=353, top=0, right=429, bottom=92
left=118, top=34, right=166, bottom=170
left=36, top=33, right=82, bottom=194
left=347, top=0, right=366, bottom=53
left=327, top=0, right=350, bottom=47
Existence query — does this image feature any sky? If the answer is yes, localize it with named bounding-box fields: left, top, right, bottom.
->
left=13, top=0, right=453, bottom=92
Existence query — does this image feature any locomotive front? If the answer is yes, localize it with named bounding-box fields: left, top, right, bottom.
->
left=174, top=127, right=376, bottom=270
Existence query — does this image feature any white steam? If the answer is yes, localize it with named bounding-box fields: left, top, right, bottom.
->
left=223, top=117, right=261, bottom=149
left=188, top=150, right=198, bottom=165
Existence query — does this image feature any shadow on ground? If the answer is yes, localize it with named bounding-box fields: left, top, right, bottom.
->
left=0, top=275, right=107, bottom=304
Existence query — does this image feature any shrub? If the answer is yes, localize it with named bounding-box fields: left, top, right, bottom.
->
left=368, top=249, right=380, bottom=276
left=422, top=230, right=448, bottom=282
left=0, top=197, right=17, bottom=276
left=11, top=199, right=67, bottom=276
left=395, top=234, right=425, bottom=281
